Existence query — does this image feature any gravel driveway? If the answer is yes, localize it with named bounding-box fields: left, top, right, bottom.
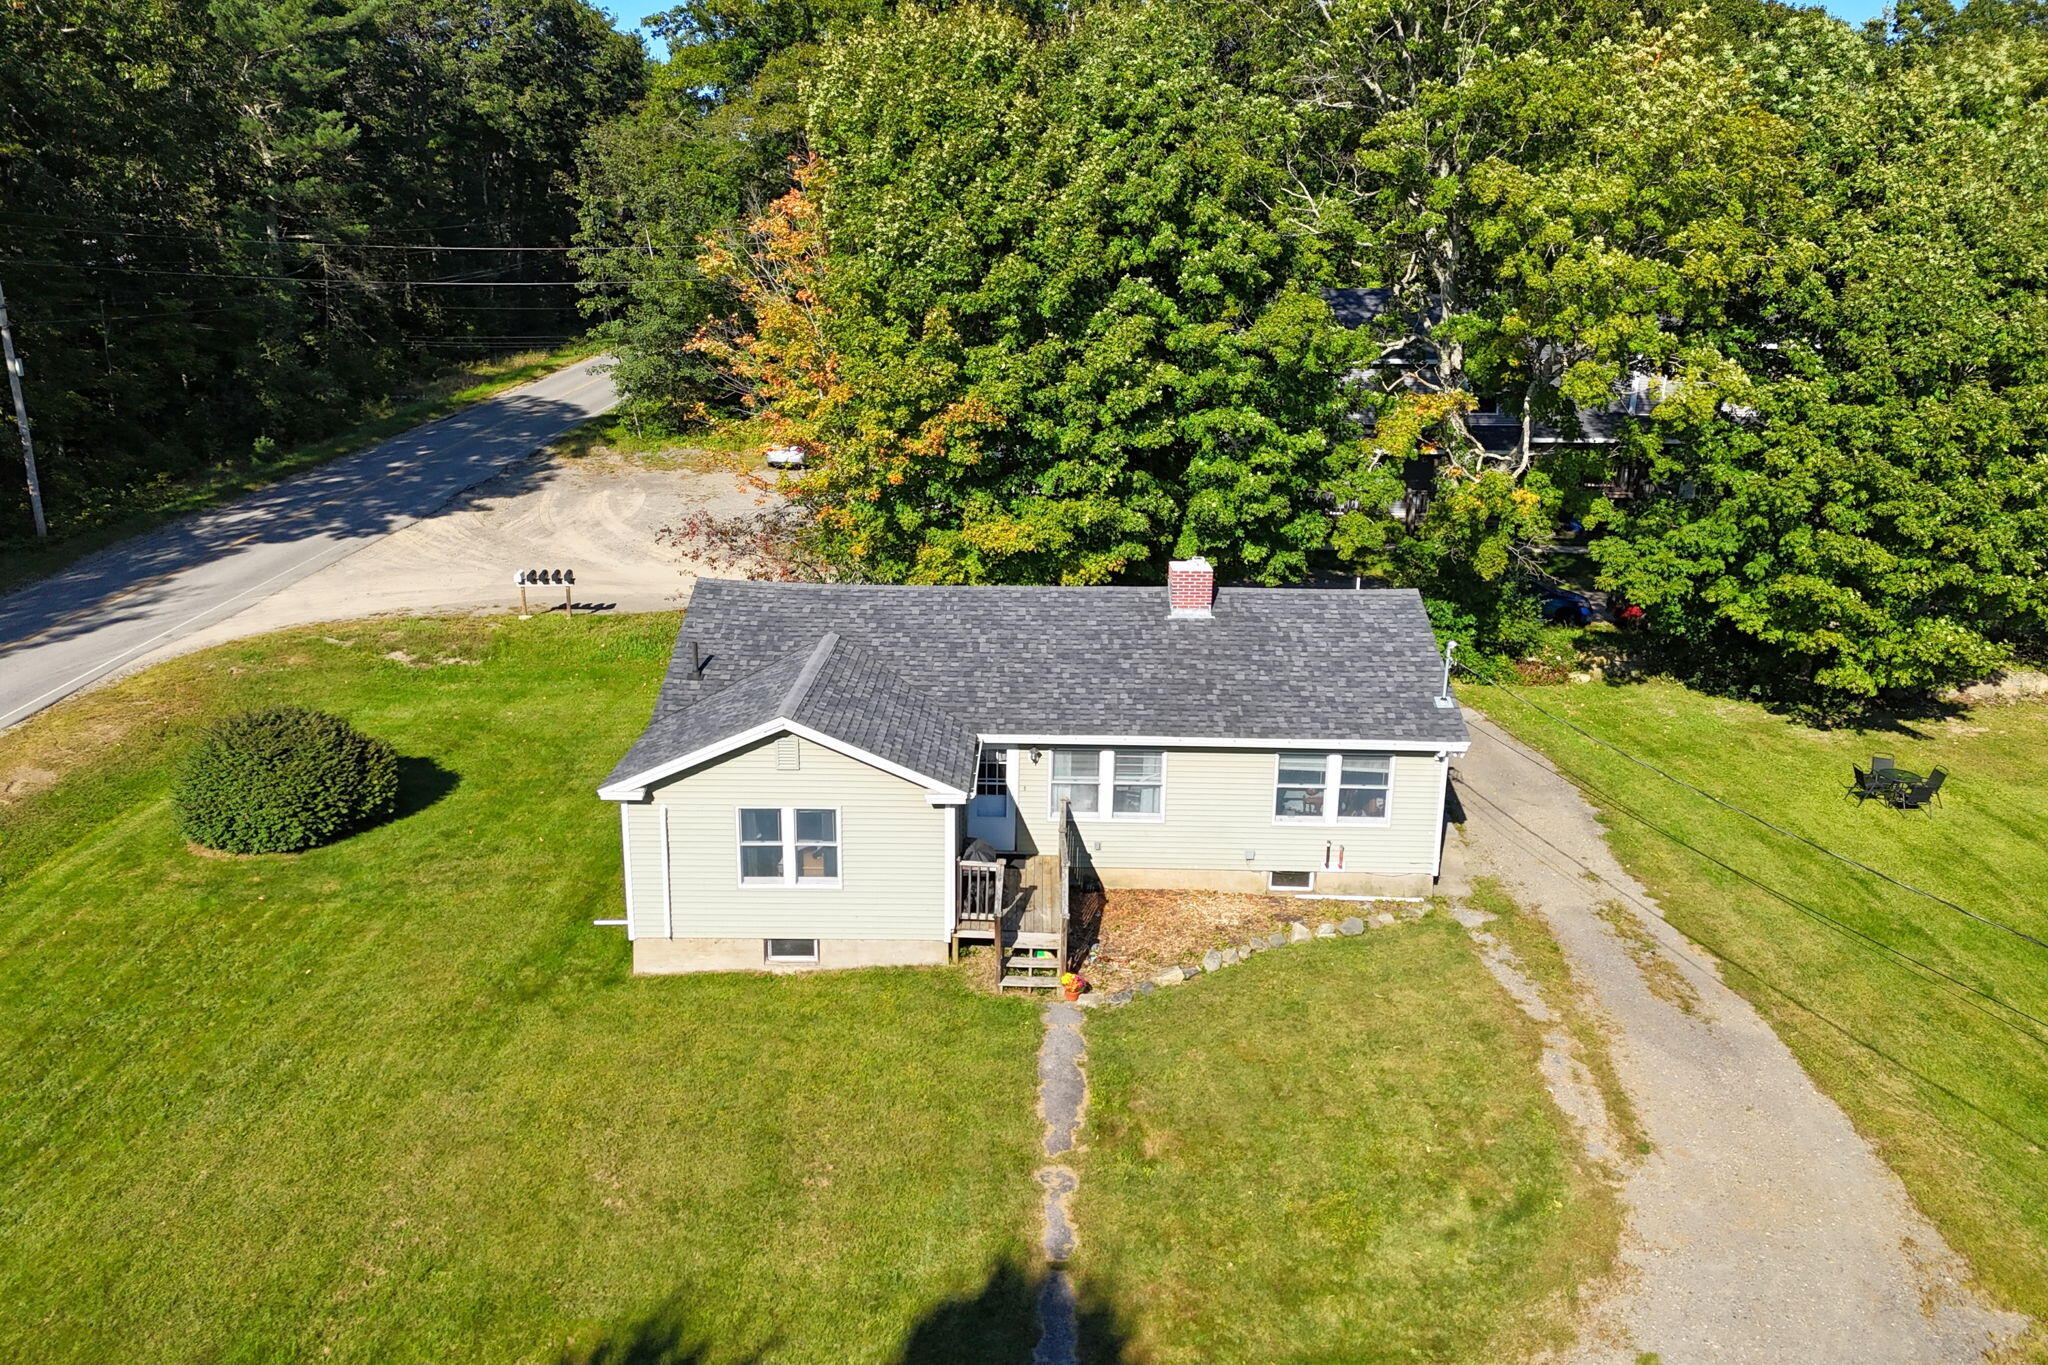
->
left=138, top=450, right=760, bottom=666
left=1445, top=709, right=2027, bottom=1363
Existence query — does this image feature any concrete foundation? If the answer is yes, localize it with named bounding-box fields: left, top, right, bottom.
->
left=632, top=936, right=949, bottom=976
left=1087, top=866, right=1432, bottom=899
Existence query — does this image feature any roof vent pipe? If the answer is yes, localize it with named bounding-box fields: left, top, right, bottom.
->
left=1168, top=556, right=1214, bottom=619
left=1434, top=640, right=1458, bottom=708
left=689, top=640, right=703, bottom=685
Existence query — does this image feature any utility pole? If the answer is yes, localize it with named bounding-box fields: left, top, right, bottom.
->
left=0, top=279, right=47, bottom=537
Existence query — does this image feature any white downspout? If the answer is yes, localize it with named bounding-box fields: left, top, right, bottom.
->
left=618, top=803, right=637, bottom=941
left=943, top=804, right=960, bottom=937
left=1431, top=750, right=1452, bottom=880
left=659, top=804, right=674, bottom=939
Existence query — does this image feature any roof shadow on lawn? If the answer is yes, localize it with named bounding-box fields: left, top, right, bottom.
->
left=556, top=1260, right=1132, bottom=1365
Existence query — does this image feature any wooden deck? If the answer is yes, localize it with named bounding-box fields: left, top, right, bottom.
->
left=953, top=802, right=1076, bottom=991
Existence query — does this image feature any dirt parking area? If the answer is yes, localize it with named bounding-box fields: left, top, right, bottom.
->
left=157, top=442, right=770, bottom=662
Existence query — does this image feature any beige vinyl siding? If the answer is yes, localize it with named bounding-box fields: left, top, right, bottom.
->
left=620, top=802, right=670, bottom=939
left=642, top=732, right=949, bottom=941
left=1009, top=746, right=1446, bottom=877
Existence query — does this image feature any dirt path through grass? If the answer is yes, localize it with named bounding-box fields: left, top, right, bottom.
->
left=1447, top=710, right=2025, bottom=1362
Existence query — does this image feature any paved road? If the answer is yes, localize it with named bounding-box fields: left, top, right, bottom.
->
left=0, top=356, right=615, bottom=731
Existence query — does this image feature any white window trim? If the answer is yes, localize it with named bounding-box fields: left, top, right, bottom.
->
left=1048, top=747, right=1167, bottom=823
left=765, top=937, right=820, bottom=963
left=1267, top=869, right=1317, bottom=892
left=1272, top=752, right=1395, bottom=828
left=735, top=805, right=844, bottom=889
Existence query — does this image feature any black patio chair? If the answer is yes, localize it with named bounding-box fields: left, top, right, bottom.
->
left=1871, top=755, right=1895, bottom=775
left=1900, top=768, right=1948, bottom=811
left=1846, top=766, right=1879, bottom=802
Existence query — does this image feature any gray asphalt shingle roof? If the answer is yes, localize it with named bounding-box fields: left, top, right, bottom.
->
left=604, top=630, right=983, bottom=792
left=606, top=580, right=1466, bottom=792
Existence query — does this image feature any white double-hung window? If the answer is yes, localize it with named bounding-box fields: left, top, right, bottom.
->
left=1050, top=748, right=1164, bottom=820
left=1274, top=752, right=1393, bottom=825
left=737, top=807, right=842, bottom=887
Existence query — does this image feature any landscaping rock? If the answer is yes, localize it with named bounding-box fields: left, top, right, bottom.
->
left=1373, top=912, right=1397, bottom=928
left=1315, top=921, right=1338, bottom=938
left=1136, top=980, right=1156, bottom=996
left=1108, top=987, right=1135, bottom=1006
left=1266, top=932, right=1287, bottom=949
left=1241, top=939, right=1262, bottom=956
left=1222, top=946, right=1241, bottom=966
left=1288, top=922, right=1313, bottom=944
left=1339, top=917, right=1365, bottom=936
left=1202, top=949, right=1225, bottom=973
left=1155, top=968, right=1187, bottom=988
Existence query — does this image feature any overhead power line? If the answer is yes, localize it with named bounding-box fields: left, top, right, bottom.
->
left=1459, top=665, right=2048, bottom=960
left=0, top=205, right=578, bottom=246
left=1451, top=746, right=2048, bottom=1150
left=9, top=222, right=582, bottom=251
left=1457, top=693, right=2048, bottom=1052
left=11, top=260, right=623, bottom=287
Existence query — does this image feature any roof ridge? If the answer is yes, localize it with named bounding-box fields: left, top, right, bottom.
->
left=779, top=631, right=838, bottom=717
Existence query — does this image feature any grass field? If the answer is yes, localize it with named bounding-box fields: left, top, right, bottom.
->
left=1468, top=676, right=2048, bottom=1348
left=0, top=615, right=1044, bottom=1364
left=1074, top=919, right=1620, bottom=1363
left=0, top=342, right=598, bottom=594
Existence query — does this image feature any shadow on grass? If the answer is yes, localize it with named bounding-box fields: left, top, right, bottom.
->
left=556, top=1292, right=764, bottom=1365
left=558, top=1260, right=1133, bottom=1365
left=390, top=755, right=460, bottom=822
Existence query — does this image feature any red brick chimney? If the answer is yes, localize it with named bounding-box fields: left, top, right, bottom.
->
left=1168, top=556, right=1214, bottom=618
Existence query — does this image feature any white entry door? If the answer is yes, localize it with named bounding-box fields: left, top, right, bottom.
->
left=965, top=748, right=1016, bottom=851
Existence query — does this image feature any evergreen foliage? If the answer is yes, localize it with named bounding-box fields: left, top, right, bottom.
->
left=176, top=707, right=399, bottom=853
left=0, top=0, right=642, bottom=542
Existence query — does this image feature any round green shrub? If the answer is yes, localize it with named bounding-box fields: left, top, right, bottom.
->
left=176, top=707, right=400, bottom=854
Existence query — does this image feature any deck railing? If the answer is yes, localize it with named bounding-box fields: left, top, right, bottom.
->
left=957, top=858, right=1003, bottom=928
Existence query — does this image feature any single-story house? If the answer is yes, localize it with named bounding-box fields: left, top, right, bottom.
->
left=598, top=559, right=1470, bottom=975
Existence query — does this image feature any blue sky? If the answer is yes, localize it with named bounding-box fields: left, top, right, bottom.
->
left=597, top=1, right=1892, bottom=63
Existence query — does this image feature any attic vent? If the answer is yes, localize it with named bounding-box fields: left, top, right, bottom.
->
left=776, top=736, right=801, bottom=771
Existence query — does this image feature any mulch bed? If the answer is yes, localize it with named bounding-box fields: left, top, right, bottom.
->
left=1072, top=888, right=1386, bottom=994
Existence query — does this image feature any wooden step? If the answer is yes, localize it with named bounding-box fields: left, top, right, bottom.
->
left=1009, top=931, right=1061, bottom=950
left=1000, top=974, right=1062, bottom=990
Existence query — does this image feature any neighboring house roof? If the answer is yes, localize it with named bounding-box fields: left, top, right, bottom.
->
left=603, top=579, right=1467, bottom=798
left=602, top=629, right=982, bottom=798
left=1325, top=287, right=1446, bottom=330
left=1324, top=287, right=1637, bottom=447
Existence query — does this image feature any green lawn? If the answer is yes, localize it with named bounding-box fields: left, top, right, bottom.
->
left=1468, top=676, right=2048, bottom=1349
left=1075, top=919, right=1619, bottom=1363
left=0, top=615, right=1043, bottom=1364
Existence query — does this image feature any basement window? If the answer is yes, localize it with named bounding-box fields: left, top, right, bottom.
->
left=1267, top=870, right=1316, bottom=892
left=766, top=938, right=819, bottom=963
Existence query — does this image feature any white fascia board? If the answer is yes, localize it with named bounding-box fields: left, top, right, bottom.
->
left=597, top=716, right=970, bottom=803
left=978, top=733, right=1471, bottom=756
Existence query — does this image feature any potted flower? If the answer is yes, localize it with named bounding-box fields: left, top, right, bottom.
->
left=1060, top=971, right=1085, bottom=1002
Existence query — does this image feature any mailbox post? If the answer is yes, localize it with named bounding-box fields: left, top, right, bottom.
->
left=512, top=568, right=578, bottom=618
